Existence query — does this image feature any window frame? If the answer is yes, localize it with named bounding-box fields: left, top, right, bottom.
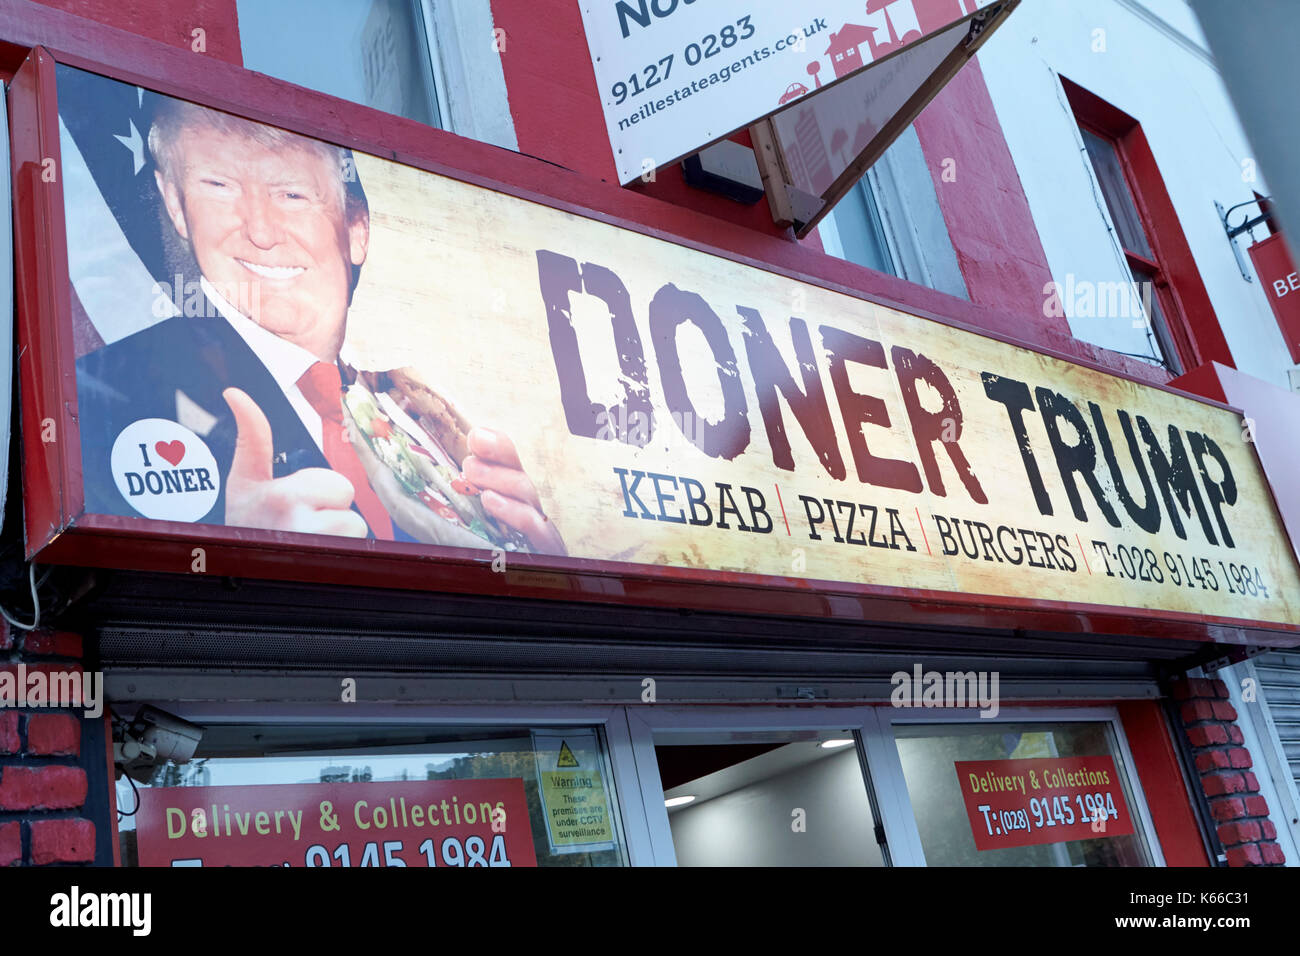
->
left=874, top=704, right=1169, bottom=867
left=818, top=176, right=898, bottom=277
left=1075, top=119, right=1186, bottom=373
left=111, top=702, right=657, bottom=868
left=110, top=699, right=1169, bottom=868
left=233, top=0, right=518, bottom=150
left=416, top=0, right=520, bottom=152
left=1060, top=76, right=1233, bottom=375
left=626, top=703, right=1166, bottom=867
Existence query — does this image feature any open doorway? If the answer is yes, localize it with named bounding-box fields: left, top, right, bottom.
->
left=654, top=730, right=885, bottom=866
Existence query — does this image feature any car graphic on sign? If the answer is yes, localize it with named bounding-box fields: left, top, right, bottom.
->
left=778, top=82, right=808, bottom=106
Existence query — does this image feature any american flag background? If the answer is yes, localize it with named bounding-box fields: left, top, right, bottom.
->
left=56, top=64, right=198, bottom=357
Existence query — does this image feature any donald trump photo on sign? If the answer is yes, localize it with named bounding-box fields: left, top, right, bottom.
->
left=73, top=90, right=565, bottom=556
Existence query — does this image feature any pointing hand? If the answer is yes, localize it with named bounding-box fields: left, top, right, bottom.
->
left=222, top=387, right=368, bottom=537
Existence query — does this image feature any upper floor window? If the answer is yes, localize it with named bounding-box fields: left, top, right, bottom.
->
left=1076, top=122, right=1183, bottom=373
left=1058, top=77, right=1232, bottom=375
left=816, top=125, right=968, bottom=301
left=236, top=0, right=517, bottom=150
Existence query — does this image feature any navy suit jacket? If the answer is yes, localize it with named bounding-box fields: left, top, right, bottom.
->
left=76, top=309, right=407, bottom=541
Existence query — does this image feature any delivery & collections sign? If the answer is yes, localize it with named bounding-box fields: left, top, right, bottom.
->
left=16, top=62, right=1300, bottom=629
left=954, top=756, right=1134, bottom=851
left=135, top=780, right=537, bottom=867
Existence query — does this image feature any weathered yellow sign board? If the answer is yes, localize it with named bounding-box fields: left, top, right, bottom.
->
left=341, top=151, right=1299, bottom=627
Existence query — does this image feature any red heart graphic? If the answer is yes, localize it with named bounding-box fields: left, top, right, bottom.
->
left=155, top=440, right=186, bottom=466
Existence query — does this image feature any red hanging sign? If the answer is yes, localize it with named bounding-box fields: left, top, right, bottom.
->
left=1247, top=233, right=1300, bottom=364
left=954, top=756, right=1134, bottom=850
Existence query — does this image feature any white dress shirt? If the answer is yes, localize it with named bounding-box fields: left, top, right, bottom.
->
left=201, top=276, right=327, bottom=454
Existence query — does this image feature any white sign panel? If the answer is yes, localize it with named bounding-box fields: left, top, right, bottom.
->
left=580, top=0, right=995, bottom=184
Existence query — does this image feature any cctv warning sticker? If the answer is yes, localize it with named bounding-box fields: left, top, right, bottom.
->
left=531, top=730, right=616, bottom=855
left=110, top=419, right=219, bottom=521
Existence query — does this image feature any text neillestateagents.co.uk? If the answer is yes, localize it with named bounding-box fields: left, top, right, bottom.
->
left=614, top=14, right=827, bottom=131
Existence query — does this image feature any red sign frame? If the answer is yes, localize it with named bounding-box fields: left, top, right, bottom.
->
left=9, top=44, right=1300, bottom=647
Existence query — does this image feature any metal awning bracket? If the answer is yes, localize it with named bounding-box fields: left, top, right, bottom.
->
left=1219, top=196, right=1276, bottom=282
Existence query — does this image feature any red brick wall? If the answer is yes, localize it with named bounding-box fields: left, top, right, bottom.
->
left=0, top=621, right=106, bottom=866
left=1171, top=675, right=1286, bottom=866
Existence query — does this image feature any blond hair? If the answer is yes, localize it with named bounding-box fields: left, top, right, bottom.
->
left=147, top=97, right=368, bottom=223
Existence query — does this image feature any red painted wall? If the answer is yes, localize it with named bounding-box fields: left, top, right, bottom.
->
left=32, top=0, right=241, bottom=65
left=492, top=0, right=1064, bottom=297
left=913, top=60, right=1060, bottom=335
left=489, top=0, right=608, bottom=181
left=489, top=0, right=796, bottom=238
left=1119, top=700, right=1211, bottom=866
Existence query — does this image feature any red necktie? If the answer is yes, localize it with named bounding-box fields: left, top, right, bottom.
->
left=296, top=361, right=394, bottom=540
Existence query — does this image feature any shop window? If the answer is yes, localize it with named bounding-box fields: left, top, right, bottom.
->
left=115, top=724, right=628, bottom=867
left=817, top=125, right=969, bottom=301
left=236, top=0, right=518, bottom=150
left=1059, top=77, right=1231, bottom=374
left=894, top=721, right=1153, bottom=867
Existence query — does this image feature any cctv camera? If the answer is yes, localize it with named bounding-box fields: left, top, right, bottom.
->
left=114, top=705, right=204, bottom=783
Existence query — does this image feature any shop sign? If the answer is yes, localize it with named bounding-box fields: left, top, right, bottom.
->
left=531, top=731, right=617, bottom=854
left=135, top=779, right=537, bottom=867
left=1247, top=233, right=1300, bottom=364
left=16, top=61, right=1300, bottom=632
left=578, top=0, right=1011, bottom=184
left=954, top=756, right=1134, bottom=851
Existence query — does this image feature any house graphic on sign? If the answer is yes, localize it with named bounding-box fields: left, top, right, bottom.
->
left=864, top=0, right=924, bottom=59
left=783, top=0, right=991, bottom=188
left=820, top=22, right=878, bottom=85
left=810, top=0, right=980, bottom=90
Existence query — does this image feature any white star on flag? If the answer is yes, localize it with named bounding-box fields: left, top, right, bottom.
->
left=113, top=118, right=145, bottom=176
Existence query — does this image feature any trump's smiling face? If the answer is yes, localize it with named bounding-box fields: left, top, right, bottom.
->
left=157, top=122, right=368, bottom=363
